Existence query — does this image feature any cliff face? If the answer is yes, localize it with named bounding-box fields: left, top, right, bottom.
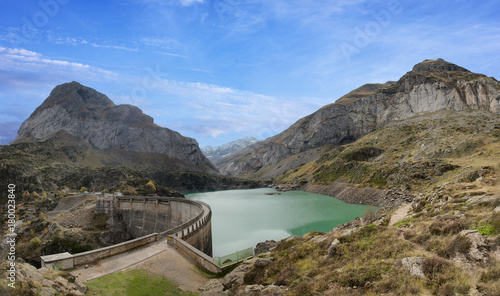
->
left=217, top=59, right=500, bottom=176
left=14, top=81, right=217, bottom=173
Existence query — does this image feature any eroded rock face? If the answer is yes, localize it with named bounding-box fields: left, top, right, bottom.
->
left=2, top=262, right=87, bottom=295
left=218, top=59, right=500, bottom=176
left=15, top=81, right=216, bottom=172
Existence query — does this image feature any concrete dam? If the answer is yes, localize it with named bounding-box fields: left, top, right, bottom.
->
left=113, top=196, right=212, bottom=256
left=41, top=195, right=218, bottom=272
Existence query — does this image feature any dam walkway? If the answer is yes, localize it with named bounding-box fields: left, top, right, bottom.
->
left=70, top=237, right=208, bottom=292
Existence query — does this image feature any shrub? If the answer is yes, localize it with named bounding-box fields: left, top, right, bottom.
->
left=343, top=146, right=383, bottom=162
left=29, top=237, right=41, bottom=248
left=435, top=235, right=471, bottom=259
left=474, top=224, right=495, bottom=236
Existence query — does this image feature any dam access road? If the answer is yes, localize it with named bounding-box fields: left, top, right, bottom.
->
left=71, top=237, right=208, bottom=292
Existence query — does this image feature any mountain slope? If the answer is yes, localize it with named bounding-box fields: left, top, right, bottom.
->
left=217, top=59, right=500, bottom=177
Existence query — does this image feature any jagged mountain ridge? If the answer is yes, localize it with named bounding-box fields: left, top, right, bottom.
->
left=14, top=81, right=217, bottom=173
left=202, top=136, right=259, bottom=162
left=217, top=59, right=500, bottom=177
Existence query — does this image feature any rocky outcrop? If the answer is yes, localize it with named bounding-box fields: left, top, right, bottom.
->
left=218, top=59, right=500, bottom=177
left=254, top=240, right=277, bottom=255
left=14, top=81, right=216, bottom=173
left=0, top=262, right=87, bottom=295
left=203, top=136, right=259, bottom=162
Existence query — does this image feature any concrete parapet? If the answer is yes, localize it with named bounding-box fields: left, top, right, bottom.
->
left=167, top=236, right=221, bottom=274
left=72, top=234, right=157, bottom=266
left=41, top=234, right=157, bottom=269
left=40, top=252, right=73, bottom=269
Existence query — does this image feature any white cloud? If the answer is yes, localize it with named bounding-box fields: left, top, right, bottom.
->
left=90, top=43, right=139, bottom=52
left=0, top=47, right=41, bottom=57
left=133, top=78, right=322, bottom=139
left=0, top=47, right=118, bottom=81
left=180, top=0, right=203, bottom=7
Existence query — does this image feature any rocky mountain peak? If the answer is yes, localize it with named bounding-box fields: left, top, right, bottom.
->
left=203, top=136, right=259, bottom=162
left=217, top=59, right=500, bottom=177
left=410, top=58, right=471, bottom=74
left=33, top=81, right=115, bottom=117
left=14, top=82, right=217, bottom=173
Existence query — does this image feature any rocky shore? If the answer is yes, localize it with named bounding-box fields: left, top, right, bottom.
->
left=273, top=182, right=415, bottom=207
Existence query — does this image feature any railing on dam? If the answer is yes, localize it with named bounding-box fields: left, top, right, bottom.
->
left=214, top=247, right=254, bottom=268
left=41, top=196, right=214, bottom=271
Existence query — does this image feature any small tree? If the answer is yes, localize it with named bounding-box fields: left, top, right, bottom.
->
left=102, top=189, right=109, bottom=194
left=80, top=187, right=87, bottom=193
left=142, top=180, right=156, bottom=195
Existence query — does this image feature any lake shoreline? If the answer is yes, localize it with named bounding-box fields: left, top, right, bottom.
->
left=275, top=182, right=414, bottom=207
left=186, top=188, right=370, bottom=256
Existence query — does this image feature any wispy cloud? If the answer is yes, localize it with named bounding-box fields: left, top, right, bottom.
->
left=0, top=46, right=91, bottom=70
left=180, top=0, right=204, bottom=7
left=141, top=37, right=187, bottom=57
left=141, top=37, right=180, bottom=49
left=134, top=78, right=322, bottom=140
left=90, top=43, right=139, bottom=52
left=0, top=46, right=118, bottom=86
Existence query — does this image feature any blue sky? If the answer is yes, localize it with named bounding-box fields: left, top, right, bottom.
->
left=1, top=0, right=500, bottom=147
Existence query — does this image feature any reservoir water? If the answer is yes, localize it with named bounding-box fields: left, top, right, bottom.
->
left=186, top=188, right=372, bottom=257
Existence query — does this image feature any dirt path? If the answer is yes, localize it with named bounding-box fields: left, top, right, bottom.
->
left=389, top=203, right=411, bottom=226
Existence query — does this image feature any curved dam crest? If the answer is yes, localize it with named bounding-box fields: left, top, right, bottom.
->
left=115, top=196, right=212, bottom=256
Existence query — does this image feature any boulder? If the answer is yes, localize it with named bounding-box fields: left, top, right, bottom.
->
left=401, top=257, right=426, bottom=279
left=255, top=240, right=277, bottom=255
left=222, top=258, right=257, bottom=289
left=326, top=239, right=341, bottom=258
left=199, top=279, right=226, bottom=295
left=254, top=258, right=272, bottom=268
left=457, top=229, right=489, bottom=263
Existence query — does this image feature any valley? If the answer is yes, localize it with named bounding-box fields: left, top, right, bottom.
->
left=1, top=59, right=499, bottom=295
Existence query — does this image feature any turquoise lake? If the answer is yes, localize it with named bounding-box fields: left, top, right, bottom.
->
left=186, top=188, right=371, bottom=257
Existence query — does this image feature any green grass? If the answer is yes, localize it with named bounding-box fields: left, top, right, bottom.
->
left=393, top=217, right=415, bottom=228
left=85, top=269, right=198, bottom=296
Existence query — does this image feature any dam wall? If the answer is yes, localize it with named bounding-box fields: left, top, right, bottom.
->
left=116, top=197, right=201, bottom=237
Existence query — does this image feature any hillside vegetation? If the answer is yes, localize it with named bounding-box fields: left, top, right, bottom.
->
left=275, top=111, right=500, bottom=195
